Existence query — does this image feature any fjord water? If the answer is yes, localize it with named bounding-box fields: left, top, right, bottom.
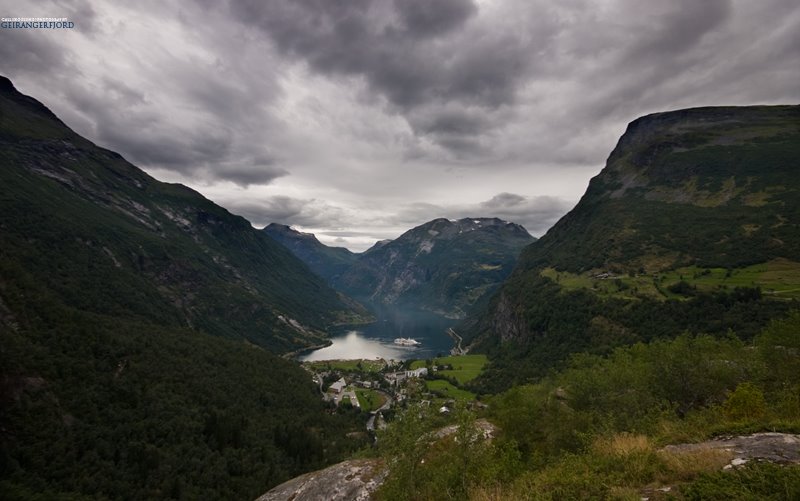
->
left=301, top=307, right=456, bottom=361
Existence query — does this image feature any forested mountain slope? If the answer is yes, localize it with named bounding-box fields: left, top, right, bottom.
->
left=0, top=76, right=368, bottom=498
left=263, top=223, right=358, bottom=285
left=467, top=105, right=800, bottom=392
left=0, top=76, right=366, bottom=353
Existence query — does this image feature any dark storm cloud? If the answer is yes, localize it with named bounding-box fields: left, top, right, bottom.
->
left=415, top=109, right=490, bottom=136
left=61, top=81, right=248, bottom=180
left=579, top=0, right=736, bottom=122
left=1, top=0, right=797, bottom=251
left=0, top=30, right=67, bottom=72
left=477, top=193, right=573, bottom=236
left=0, top=0, right=288, bottom=186
left=224, top=196, right=347, bottom=228
left=223, top=0, right=534, bottom=154
left=393, top=0, right=476, bottom=37
left=629, top=0, right=732, bottom=60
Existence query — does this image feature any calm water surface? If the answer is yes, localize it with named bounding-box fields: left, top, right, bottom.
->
left=301, top=308, right=456, bottom=361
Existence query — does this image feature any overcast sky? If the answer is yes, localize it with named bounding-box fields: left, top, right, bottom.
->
left=2, top=0, right=798, bottom=251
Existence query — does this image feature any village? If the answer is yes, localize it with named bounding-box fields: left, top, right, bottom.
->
left=303, top=354, right=488, bottom=432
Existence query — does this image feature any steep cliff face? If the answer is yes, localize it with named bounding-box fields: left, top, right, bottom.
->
left=466, top=105, right=799, bottom=390
left=338, top=218, right=535, bottom=319
left=517, top=105, right=800, bottom=275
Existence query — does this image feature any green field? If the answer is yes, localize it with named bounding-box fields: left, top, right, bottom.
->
left=541, top=258, right=800, bottom=300
left=410, top=354, right=488, bottom=384
left=424, top=380, right=476, bottom=401
left=355, top=388, right=388, bottom=412
left=304, top=359, right=386, bottom=373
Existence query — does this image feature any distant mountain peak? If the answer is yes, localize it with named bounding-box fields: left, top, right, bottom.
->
left=263, top=223, right=357, bottom=284
left=0, top=73, right=64, bottom=124
left=337, top=216, right=536, bottom=318
left=265, top=222, right=322, bottom=242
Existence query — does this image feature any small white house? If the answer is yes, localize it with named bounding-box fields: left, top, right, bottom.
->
left=329, top=377, right=346, bottom=394
left=405, top=367, right=428, bottom=378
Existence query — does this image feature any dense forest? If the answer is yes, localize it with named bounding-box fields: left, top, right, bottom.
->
left=0, top=255, right=369, bottom=499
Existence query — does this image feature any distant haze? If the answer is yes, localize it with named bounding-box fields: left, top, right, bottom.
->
left=1, top=0, right=798, bottom=251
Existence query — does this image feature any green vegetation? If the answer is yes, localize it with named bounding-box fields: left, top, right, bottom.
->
left=355, top=389, right=387, bottom=412
left=305, top=359, right=386, bottom=373
left=679, top=463, right=800, bottom=500
left=541, top=258, right=800, bottom=301
left=410, top=354, right=488, bottom=384
left=466, top=106, right=800, bottom=391
left=425, top=380, right=476, bottom=401
left=376, top=312, right=800, bottom=500
left=470, top=278, right=790, bottom=393
left=376, top=405, right=521, bottom=501
left=0, top=283, right=368, bottom=499
left=516, top=106, right=800, bottom=275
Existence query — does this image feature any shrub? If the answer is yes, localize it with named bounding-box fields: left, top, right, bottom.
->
left=723, top=382, right=766, bottom=421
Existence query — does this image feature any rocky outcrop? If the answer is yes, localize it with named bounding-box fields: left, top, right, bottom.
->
left=662, top=432, right=800, bottom=467
left=255, top=459, right=387, bottom=501
left=491, top=293, right=527, bottom=343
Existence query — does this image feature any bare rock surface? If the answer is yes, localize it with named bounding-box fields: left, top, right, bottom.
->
left=662, top=432, right=800, bottom=467
left=255, top=459, right=386, bottom=501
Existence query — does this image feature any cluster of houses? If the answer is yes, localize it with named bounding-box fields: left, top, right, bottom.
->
left=323, top=365, right=433, bottom=410
left=314, top=359, right=480, bottom=428
left=384, top=367, right=428, bottom=386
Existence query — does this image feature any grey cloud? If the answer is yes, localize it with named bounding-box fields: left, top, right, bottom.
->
left=0, top=30, right=68, bottom=73
left=223, top=0, right=539, bottom=154
left=628, top=1, right=732, bottom=60
left=393, top=0, right=476, bottom=37
left=224, top=196, right=347, bottom=228
left=56, top=0, right=101, bottom=35
left=1, top=0, right=797, bottom=251
left=215, top=162, right=288, bottom=188
left=319, top=230, right=382, bottom=238
left=476, top=193, right=574, bottom=236
left=415, top=109, right=490, bottom=136
left=62, top=81, right=235, bottom=169
left=1, top=0, right=289, bottom=186
left=387, top=193, right=574, bottom=237
left=481, top=193, right=526, bottom=208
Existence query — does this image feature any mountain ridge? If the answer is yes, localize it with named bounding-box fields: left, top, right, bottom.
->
left=266, top=217, right=536, bottom=319
left=263, top=223, right=358, bottom=285
left=0, top=75, right=369, bottom=498
left=0, top=75, right=366, bottom=353
left=465, top=104, right=799, bottom=391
